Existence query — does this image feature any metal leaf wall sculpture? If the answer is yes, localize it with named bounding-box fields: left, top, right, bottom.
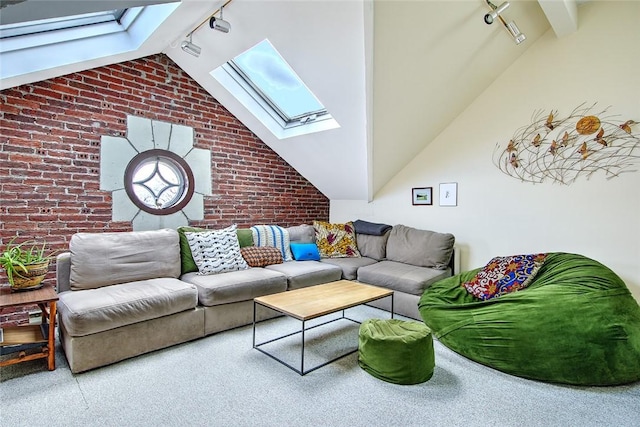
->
left=493, top=103, right=639, bottom=184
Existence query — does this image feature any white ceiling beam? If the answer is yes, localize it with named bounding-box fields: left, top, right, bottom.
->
left=537, top=0, right=579, bottom=37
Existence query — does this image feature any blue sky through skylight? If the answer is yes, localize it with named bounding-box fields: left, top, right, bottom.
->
left=232, top=39, right=325, bottom=120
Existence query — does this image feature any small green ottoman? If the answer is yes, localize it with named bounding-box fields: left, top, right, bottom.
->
left=358, top=319, right=435, bottom=385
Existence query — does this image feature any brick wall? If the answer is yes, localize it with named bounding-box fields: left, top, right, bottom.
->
left=0, top=54, right=329, bottom=326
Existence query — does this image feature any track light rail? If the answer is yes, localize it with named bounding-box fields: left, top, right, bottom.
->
left=185, top=0, right=233, bottom=38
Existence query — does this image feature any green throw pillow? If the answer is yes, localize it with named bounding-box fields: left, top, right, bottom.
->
left=177, top=226, right=205, bottom=274
left=236, top=228, right=254, bottom=248
left=177, top=226, right=254, bottom=275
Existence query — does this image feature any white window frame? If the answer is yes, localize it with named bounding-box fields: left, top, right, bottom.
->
left=0, top=8, right=142, bottom=53
left=211, top=40, right=339, bottom=140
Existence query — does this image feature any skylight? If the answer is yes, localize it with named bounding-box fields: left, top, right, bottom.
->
left=0, top=9, right=127, bottom=39
left=230, top=39, right=327, bottom=124
left=212, top=39, right=339, bottom=139
left=0, top=2, right=180, bottom=90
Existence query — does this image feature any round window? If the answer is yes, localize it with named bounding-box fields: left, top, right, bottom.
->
left=124, top=149, right=195, bottom=215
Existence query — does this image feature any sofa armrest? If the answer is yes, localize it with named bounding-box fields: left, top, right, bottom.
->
left=56, top=252, right=71, bottom=293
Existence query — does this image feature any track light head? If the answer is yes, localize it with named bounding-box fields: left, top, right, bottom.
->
left=209, top=5, right=231, bottom=33
left=484, top=1, right=510, bottom=25
left=209, top=16, right=230, bottom=33
left=506, top=21, right=526, bottom=44
left=181, top=36, right=201, bottom=57
left=483, top=0, right=525, bottom=45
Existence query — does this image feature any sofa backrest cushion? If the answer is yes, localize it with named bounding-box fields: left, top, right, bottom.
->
left=386, top=225, right=455, bottom=269
left=69, top=228, right=181, bottom=290
left=287, top=224, right=316, bottom=243
left=356, top=231, right=390, bottom=261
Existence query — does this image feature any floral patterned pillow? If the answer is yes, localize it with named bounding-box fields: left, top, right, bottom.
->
left=313, top=220, right=361, bottom=258
left=463, top=253, right=547, bottom=300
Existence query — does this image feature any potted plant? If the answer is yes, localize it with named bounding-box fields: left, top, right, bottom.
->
left=0, top=237, right=52, bottom=291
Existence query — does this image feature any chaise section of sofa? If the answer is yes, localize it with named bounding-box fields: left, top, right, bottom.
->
left=56, top=229, right=204, bottom=373
left=287, top=221, right=457, bottom=320
left=356, top=224, right=456, bottom=319
left=319, top=229, right=389, bottom=280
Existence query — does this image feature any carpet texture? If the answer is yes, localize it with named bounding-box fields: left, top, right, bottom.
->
left=1, top=306, right=639, bottom=427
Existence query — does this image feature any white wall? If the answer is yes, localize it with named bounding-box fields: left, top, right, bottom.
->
left=332, top=1, right=640, bottom=302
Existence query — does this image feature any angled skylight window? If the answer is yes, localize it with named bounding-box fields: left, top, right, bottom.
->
left=0, top=1, right=180, bottom=89
left=212, top=39, right=339, bottom=139
left=0, top=9, right=127, bottom=39
left=230, top=39, right=326, bottom=123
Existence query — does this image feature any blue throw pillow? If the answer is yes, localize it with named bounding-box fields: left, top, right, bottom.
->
left=290, top=243, right=321, bottom=261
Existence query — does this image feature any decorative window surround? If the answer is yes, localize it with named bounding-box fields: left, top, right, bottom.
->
left=100, top=115, right=212, bottom=231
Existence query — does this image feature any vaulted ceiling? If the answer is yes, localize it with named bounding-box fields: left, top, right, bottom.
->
left=0, top=0, right=582, bottom=200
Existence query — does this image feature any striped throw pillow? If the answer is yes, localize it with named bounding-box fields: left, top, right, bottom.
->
left=250, top=225, right=293, bottom=262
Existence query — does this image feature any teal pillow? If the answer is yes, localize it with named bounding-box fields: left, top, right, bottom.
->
left=290, top=243, right=320, bottom=261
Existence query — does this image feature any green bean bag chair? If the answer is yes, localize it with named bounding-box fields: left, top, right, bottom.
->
left=418, top=252, right=640, bottom=386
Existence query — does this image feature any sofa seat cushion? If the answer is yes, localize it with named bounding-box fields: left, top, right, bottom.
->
left=320, top=257, right=378, bottom=280
left=357, top=260, right=451, bottom=295
left=287, top=224, right=315, bottom=243
left=265, top=261, right=342, bottom=290
left=181, top=268, right=287, bottom=306
left=58, top=278, right=198, bottom=337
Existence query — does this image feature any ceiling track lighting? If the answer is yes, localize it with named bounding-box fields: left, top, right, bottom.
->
left=181, top=34, right=201, bottom=57
left=210, top=5, right=231, bottom=33
left=483, top=1, right=526, bottom=45
left=180, top=0, right=233, bottom=57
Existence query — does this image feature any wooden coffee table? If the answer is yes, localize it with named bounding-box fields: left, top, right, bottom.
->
left=253, top=280, right=393, bottom=375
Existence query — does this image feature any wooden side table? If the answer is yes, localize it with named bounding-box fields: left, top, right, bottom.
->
left=0, top=285, right=59, bottom=370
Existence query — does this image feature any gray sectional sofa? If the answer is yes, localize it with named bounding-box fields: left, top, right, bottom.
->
left=56, top=223, right=456, bottom=373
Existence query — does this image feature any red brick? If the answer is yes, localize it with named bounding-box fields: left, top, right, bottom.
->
left=0, top=54, right=329, bottom=328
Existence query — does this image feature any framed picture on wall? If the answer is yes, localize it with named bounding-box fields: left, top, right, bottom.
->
left=412, top=187, right=433, bottom=205
left=439, top=182, right=458, bottom=206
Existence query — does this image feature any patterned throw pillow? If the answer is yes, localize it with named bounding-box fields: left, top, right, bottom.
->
left=178, top=226, right=253, bottom=274
left=185, top=225, right=249, bottom=275
left=313, top=220, right=361, bottom=258
left=463, top=253, right=547, bottom=300
left=240, top=246, right=283, bottom=267
left=250, top=225, right=293, bottom=262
